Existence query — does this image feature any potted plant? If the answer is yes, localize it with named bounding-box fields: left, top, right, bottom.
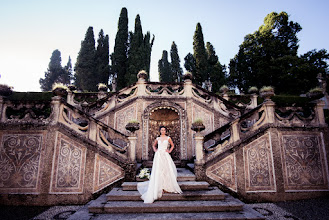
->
left=183, top=71, right=193, bottom=81
left=219, top=85, right=229, bottom=94
left=97, top=83, right=108, bottom=92
left=125, top=120, right=140, bottom=133
left=191, top=118, right=205, bottom=132
left=52, top=83, right=68, bottom=97
left=137, top=70, right=148, bottom=80
left=307, top=87, right=324, bottom=99
left=0, top=84, right=13, bottom=96
left=248, top=86, right=258, bottom=94
left=259, top=86, right=274, bottom=101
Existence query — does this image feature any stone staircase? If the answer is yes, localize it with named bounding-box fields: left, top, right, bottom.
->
left=85, top=168, right=264, bottom=219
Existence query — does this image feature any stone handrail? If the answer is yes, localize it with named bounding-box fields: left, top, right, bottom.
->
left=199, top=99, right=326, bottom=164
left=53, top=97, right=131, bottom=162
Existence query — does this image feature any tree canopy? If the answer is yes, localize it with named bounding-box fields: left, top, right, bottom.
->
left=193, top=23, right=208, bottom=85
left=228, top=11, right=328, bottom=95
left=158, top=50, right=172, bottom=82
left=170, top=41, right=183, bottom=82
left=39, top=49, right=72, bottom=91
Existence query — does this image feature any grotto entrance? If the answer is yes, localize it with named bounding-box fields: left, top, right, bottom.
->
left=147, top=107, right=181, bottom=164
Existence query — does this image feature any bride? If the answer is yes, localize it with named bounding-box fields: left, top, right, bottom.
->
left=137, top=126, right=182, bottom=203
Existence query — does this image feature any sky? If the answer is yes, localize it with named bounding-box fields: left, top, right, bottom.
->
left=0, top=0, right=328, bottom=92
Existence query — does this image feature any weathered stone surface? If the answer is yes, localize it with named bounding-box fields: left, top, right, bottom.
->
left=122, top=181, right=210, bottom=191
left=107, top=187, right=226, bottom=201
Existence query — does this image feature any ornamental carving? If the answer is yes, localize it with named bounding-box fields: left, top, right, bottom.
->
left=93, top=154, right=124, bottom=193
left=115, top=104, right=137, bottom=134
left=50, top=133, right=86, bottom=193
left=244, top=134, right=276, bottom=192
left=192, top=104, right=213, bottom=134
left=280, top=133, right=329, bottom=191
left=206, top=154, right=237, bottom=191
left=0, top=132, right=44, bottom=193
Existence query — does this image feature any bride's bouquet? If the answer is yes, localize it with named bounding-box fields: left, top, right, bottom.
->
left=138, top=168, right=150, bottom=179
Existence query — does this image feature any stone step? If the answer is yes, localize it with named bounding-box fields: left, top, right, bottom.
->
left=137, top=168, right=196, bottom=182
left=100, top=198, right=244, bottom=214
left=107, top=187, right=226, bottom=201
left=122, top=181, right=210, bottom=191
left=84, top=206, right=265, bottom=220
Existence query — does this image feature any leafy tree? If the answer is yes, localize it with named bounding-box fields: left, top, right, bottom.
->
left=184, top=53, right=196, bottom=75
left=158, top=50, right=172, bottom=82
left=170, top=41, right=183, bottom=82
left=193, top=23, right=208, bottom=85
left=74, top=26, right=96, bottom=91
left=228, top=12, right=308, bottom=94
left=127, top=14, right=154, bottom=85
left=206, top=42, right=226, bottom=92
left=95, top=29, right=110, bottom=86
left=111, top=7, right=129, bottom=91
left=39, top=49, right=71, bottom=91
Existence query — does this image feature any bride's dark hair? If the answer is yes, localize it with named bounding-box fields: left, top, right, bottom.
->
left=159, top=126, right=167, bottom=132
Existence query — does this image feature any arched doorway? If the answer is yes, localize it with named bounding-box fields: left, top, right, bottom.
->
left=148, top=107, right=180, bottom=161
left=142, top=100, right=187, bottom=165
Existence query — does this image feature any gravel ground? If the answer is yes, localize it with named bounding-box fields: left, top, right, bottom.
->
left=0, top=197, right=328, bottom=220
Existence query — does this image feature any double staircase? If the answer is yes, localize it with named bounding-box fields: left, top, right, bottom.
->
left=85, top=167, right=264, bottom=220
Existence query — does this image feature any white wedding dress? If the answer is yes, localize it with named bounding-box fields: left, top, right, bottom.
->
left=137, top=136, right=182, bottom=203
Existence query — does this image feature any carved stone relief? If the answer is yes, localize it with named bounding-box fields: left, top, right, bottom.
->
left=93, top=153, right=124, bottom=193
left=114, top=104, right=137, bottom=134
left=0, top=132, right=44, bottom=193
left=206, top=154, right=237, bottom=191
left=244, top=133, right=276, bottom=192
left=192, top=103, right=214, bottom=134
left=280, top=132, right=329, bottom=191
left=50, top=133, right=86, bottom=193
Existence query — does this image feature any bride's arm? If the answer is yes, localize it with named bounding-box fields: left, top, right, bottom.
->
left=152, top=139, right=158, bottom=152
left=167, top=137, right=174, bottom=153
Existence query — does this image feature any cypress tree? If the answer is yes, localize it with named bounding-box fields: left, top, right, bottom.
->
left=95, top=29, right=110, bottom=87
left=111, top=7, right=128, bottom=91
left=39, top=49, right=71, bottom=91
left=127, top=14, right=154, bottom=85
left=158, top=50, right=172, bottom=82
left=184, top=53, right=196, bottom=75
left=74, top=26, right=96, bottom=91
left=206, top=42, right=226, bottom=92
left=193, top=23, right=208, bottom=85
left=170, top=41, right=183, bottom=82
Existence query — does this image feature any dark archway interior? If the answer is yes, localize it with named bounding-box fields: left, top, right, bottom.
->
left=148, top=107, right=181, bottom=161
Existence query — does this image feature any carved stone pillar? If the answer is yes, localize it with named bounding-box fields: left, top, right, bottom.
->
left=315, top=100, right=326, bottom=125
left=264, top=100, right=275, bottom=124
left=231, top=119, right=240, bottom=143
left=50, top=96, right=62, bottom=125
left=128, top=136, right=137, bottom=162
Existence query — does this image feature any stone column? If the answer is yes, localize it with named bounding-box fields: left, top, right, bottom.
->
left=128, top=136, right=137, bottom=162
left=184, top=79, right=193, bottom=98
left=50, top=96, right=62, bottom=125
left=194, top=133, right=206, bottom=180
left=231, top=119, right=240, bottom=143
left=67, top=91, right=74, bottom=105
left=250, top=94, right=258, bottom=108
left=264, top=100, right=275, bottom=124
left=88, top=120, right=97, bottom=142
left=315, top=100, right=326, bottom=125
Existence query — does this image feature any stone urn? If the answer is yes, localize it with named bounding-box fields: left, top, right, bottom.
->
left=183, top=72, right=193, bottom=81
left=260, top=86, right=274, bottom=101
left=125, top=121, right=140, bottom=133
left=52, top=88, right=68, bottom=97
left=137, top=70, right=148, bottom=81
left=191, top=122, right=205, bottom=133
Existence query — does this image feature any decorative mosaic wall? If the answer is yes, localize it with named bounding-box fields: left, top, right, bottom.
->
left=93, top=153, right=124, bottom=193
left=280, top=132, right=329, bottom=191
left=206, top=154, right=237, bottom=191
left=0, top=131, right=45, bottom=193
left=244, top=133, right=276, bottom=192
left=192, top=103, right=213, bottom=134
left=115, top=104, right=137, bottom=134
left=50, top=133, right=86, bottom=194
